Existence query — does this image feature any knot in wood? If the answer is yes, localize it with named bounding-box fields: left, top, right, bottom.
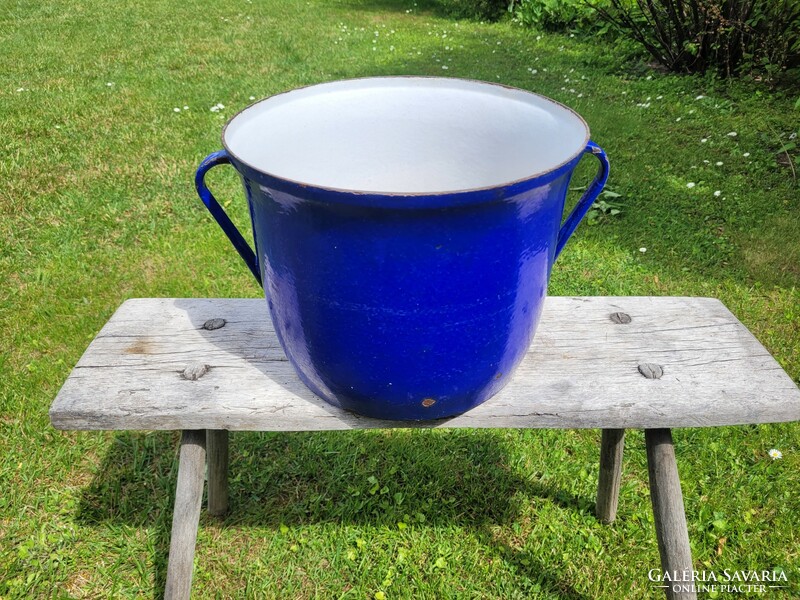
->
left=202, top=318, right=226, bottom=331
left=638, top=363, right=663, bottom=380
left=609, top=312, right=632, bottom=324
left=182, top=363, right=210, bottom=381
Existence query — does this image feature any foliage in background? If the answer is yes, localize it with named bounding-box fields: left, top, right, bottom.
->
left=591, top=0, right=800, bottom=79
left=510, top=0, right=603, bottom=32
left=434, top=0, right=510, bottom=20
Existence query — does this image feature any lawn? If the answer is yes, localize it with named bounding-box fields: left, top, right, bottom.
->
left=1, top=0, right=799, bottom=598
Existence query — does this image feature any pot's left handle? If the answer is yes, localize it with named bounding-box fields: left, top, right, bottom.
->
left=555, top=140, right=610, bottom=260
left=195, top=150, right=262, bottom=286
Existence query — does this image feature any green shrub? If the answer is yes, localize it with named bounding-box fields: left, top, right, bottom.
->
left=434, top=0, right=510, bottom=20
left=592, top=0, right=800, bottom=79
left=510, top=0, right=601, bottom=31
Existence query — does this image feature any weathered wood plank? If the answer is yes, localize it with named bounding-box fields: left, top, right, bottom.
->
left=206, top=430, right=229, bottom=517
left=164, top=430, right=206, bottom=600
left=596, top=429, right=625, bottom=524
left=646, top=429, right=696, bottom=600
left=50, top=297, right=800, bottom=431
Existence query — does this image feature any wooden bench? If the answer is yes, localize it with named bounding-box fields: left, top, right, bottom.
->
left=49, top=297, right=800, bottom=600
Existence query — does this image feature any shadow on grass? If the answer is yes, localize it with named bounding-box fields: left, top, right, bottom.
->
left=76, top=429, right=594, bottom=599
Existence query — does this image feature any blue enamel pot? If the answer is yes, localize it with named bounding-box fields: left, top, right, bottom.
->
left=196, top=77, right=609, bottom=421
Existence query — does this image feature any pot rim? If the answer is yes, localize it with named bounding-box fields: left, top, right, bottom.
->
left=221, top=76, right=591, bottom=199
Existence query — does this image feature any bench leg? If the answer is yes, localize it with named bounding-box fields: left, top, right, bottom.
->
left=165, top=430, right=206, bottom=600
left=596, top=428, right=625, bottom=523
left=645, top=428, right=696, bottom=600
left=206, top=430, right=229, bottom=516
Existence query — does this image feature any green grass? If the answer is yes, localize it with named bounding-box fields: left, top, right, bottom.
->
left=1, top=0, right=799, bottom=598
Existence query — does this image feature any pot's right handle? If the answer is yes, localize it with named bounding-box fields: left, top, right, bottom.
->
left=195, top=149, right=262, bottom=286
left=554, top=140, right=610, bottom=260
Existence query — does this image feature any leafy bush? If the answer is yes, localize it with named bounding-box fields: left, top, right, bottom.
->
left=510, top=0, right=602, bottom=31
left=591, top=0, right=800, bottom=78
left=434, top=0, right=510, bottom=20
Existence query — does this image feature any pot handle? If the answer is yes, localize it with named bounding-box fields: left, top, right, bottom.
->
left=195, top=149, right=262, bottom=286
left=555, top=140, right=610, bottom=260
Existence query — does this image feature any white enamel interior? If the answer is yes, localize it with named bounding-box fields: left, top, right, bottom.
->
left=223, top=78, right=589, bottom=194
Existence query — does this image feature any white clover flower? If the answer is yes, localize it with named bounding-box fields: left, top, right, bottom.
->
left=686, top=182, right=696, bottom=188
left=716, top=161, right=724, bottom=166
left=531, top=69, right=538, bottom=75
left=183, top=105, right=189, bottom=110
left=701, top=138, right=708, bottom=143
left=106, top=82, right=114, bottom=87
left=714, top=190, right=722, bottom=197
left=656, top=95, right=663, bottom=99
left=249, top=96, right=255, bottom=100
left=173, top=107, right=181, bottom=112
left=743, top=152, right=751, bottom=157
left=16, top=87, right=24, bottom=92
left=639, top=247, right=647, bottom=253
left=676, top=117, right=682, bottom=122
left=768, top=449, right=783, bottom=460
left=441, top=65, right=448, bottom=70
left=727, top=131, right=737, bottom=137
